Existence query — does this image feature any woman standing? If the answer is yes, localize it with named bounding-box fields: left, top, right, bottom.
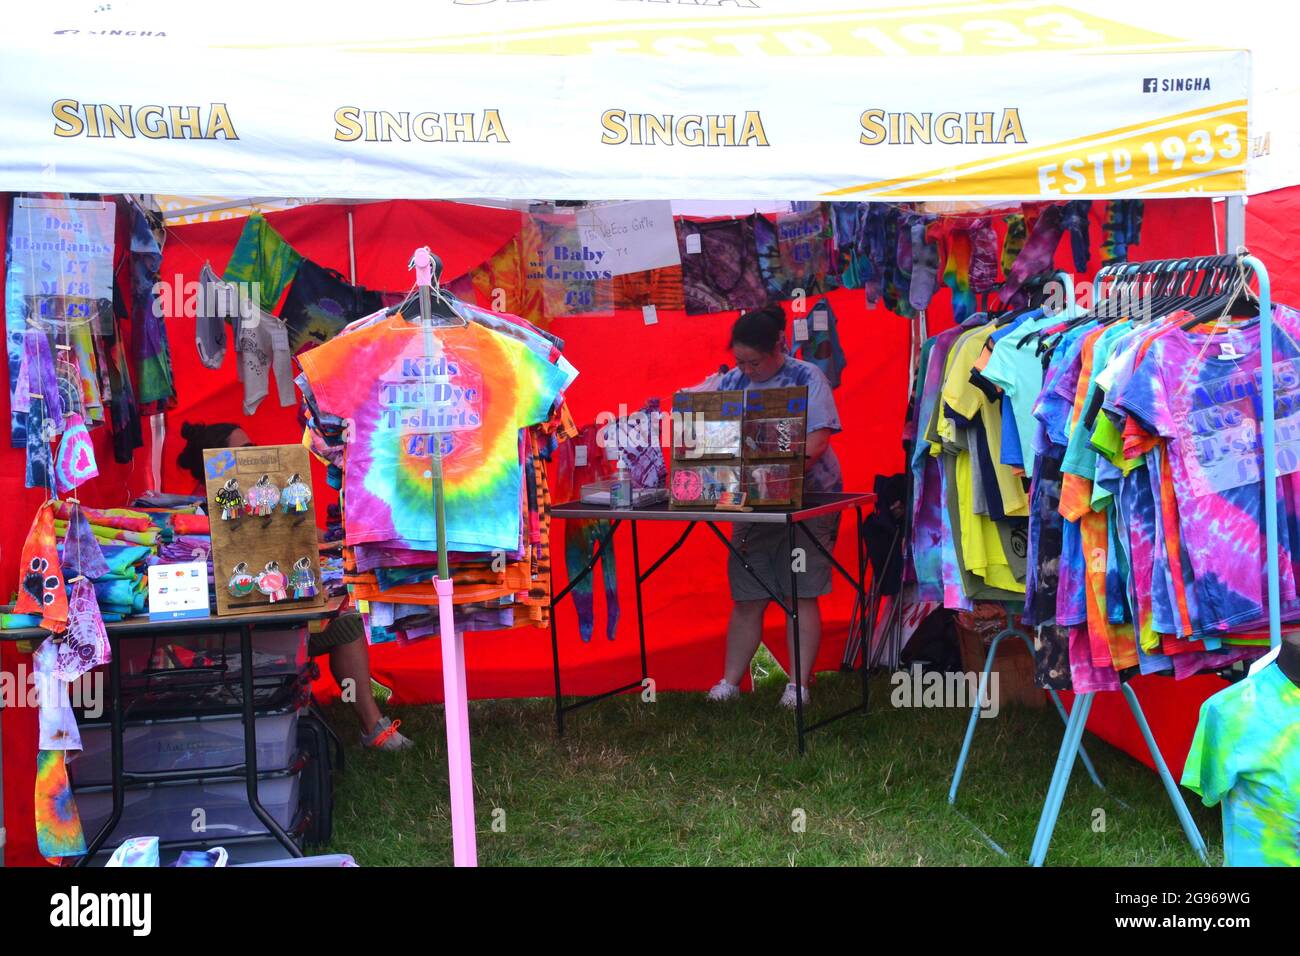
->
left=702, top=306, right=843, bottom=709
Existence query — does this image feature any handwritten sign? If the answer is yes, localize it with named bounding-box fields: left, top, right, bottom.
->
left=577, top=201, right=681, bottom=277
left=5, top=197, right=116, bottom=444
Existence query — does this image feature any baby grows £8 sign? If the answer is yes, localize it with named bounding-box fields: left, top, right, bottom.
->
left=148, top=561, right=211, bottom=621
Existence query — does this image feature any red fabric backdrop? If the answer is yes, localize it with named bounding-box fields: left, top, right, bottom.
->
left=4, top=193, right=1271, bottom=866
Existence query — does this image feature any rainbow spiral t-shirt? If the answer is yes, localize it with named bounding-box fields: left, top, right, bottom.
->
left=299, top=319, right=572, bottom=552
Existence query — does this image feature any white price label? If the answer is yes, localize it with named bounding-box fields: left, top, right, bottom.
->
left=685, top=233, right=702, bottom=255
left=643, top=304, right=658, bottom=325
left=574, top=444, right=588, bottom=466
left=793, top=318, right=810, bottom=343
left=812, top=308, right=829, bottom=332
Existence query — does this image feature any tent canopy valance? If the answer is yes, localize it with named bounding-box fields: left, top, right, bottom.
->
left=0, top=0, right=1274, bottom=201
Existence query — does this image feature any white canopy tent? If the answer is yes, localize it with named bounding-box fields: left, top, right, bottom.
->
left=2, top=0, right=1291, bottom=203
left=2, top=0, right=1293, bottom=868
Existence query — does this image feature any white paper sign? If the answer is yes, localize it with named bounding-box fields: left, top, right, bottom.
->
left=642, top=304, right=658, bottom=325
left=574, top=444, right=588, bottom=467
left=148, top=562, right=211, bottom=621
left=812, top=307, right=830, bottom=332
left=685, top=232, right=702, bottom=255
left=577, top=201, right=682, bottom=277
left=793, top=318, right=810, bottom=343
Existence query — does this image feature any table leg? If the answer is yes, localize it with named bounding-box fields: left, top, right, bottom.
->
left=550, top=519, right=622, bottom=737
left=856, top=505, right=870, bottom=714
left=78, top=631, right=125, bottom=865
left=240, top=623, right=302, bottom=856
left=788, top=521, right=806, bottom=755
left=550, top=602, right=565, bottom=738
left=632, top=522, right=648, bottom=683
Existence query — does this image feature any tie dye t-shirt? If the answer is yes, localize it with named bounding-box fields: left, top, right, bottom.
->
left=1182, top=663, right=1300, bottom=866
left=1118, top=306, right=1300, bottom=632
left=299, top=320, right=572, bottom=552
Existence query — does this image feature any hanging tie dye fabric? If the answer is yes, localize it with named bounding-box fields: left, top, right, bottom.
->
left=35, top=750, right=86, bottom=864
left=935, top=223, right=977, bottom=323
left=57, top=579, right=111, bottom=681
left=968, top=218, right=1001, bottom=294
left=17, top=329, right=63, bottom=491
left=1101, top=200, right=1145, bottom=264
left=61, top=505, right=110, bottom=580
left=908, top=216, right=941, bottom=310
left=1000, top=214, right=1028, bottom=275
left=1060, top=200, right=1093, bottom=273
left=16, top=501, right=69, bottom=633
left=127, top=199, right=175, bottom=411
left=54, top=413, right=99, bottom=494
left=828, top=202, right=868, bottom=290
left=1002, top=203, right=1066, bottom=302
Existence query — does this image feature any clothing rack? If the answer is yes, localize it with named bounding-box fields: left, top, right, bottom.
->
left=406, top=247, right=478, bottom=868
left=947, top=252, right=1279, bottom=865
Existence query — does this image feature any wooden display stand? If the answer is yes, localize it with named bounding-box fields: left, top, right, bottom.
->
left=670, top=386, right=808, bottom=510
left=202, top=444, right=325, bottom=617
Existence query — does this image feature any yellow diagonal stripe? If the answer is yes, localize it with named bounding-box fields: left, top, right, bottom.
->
left=826, top=100, right=1248, bottom=199
left=222, top=2, right=1191, bottom=57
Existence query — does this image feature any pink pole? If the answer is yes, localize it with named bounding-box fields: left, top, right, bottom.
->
left=411, top=247, right=477, bottom=867
left=436, top=576, right=478, bottom=866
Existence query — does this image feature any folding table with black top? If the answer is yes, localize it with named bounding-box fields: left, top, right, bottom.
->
left=549, top=492, right=878, bottom=754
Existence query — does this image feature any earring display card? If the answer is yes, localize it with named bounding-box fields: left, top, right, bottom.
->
left=743, top=417, right=806, bottom=459
left=203, top=444, right=324, bottom=617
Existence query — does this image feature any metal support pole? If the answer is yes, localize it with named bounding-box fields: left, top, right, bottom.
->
left=1224, top=196, right=1246, bottom=252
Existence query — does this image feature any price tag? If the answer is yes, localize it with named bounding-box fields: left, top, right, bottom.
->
left=685, top=233, right=702, bottom=255
left=793, top=318, right=810, bottom=343
left=643, top=304, right=658, bottom=325
left=812, top=308, right=829, bottom=332
left=574, top=444, right=588, bottom=467
left=268, top=322, right=290, bottom=352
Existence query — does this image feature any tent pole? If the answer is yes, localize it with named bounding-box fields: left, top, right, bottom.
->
left=348, top=211, right=357, bottom=285
left=1225, top=196, right=1246, bottom=251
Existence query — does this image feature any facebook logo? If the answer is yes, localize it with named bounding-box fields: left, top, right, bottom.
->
left=1142, top=78, right=1158, bottom=93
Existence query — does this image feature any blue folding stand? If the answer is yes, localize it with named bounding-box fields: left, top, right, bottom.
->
left=949, top=258, right=1280, bottom=865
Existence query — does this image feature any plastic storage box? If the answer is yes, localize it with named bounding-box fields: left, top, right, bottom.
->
left=77, top=771, right=301, bottom=845
left=71, top=709, right=301, bottom=786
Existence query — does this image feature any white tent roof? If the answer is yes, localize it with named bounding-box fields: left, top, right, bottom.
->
left=1, top=0, right=1289, bottom=201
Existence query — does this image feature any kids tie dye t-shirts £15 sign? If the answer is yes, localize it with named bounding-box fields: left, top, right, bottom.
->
left=298, top=319, right=573, bottom=552
left=1118, top=305, right=1300, bottom=633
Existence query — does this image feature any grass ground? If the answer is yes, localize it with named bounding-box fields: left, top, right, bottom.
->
left=319, top=652, right=1220, bottom=867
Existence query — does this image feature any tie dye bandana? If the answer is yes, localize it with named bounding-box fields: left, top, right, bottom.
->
left=107, top=837, right=161, bottom=868
left=54, top=413, right=99, bottom=494
left=35, top=749, right=87, bottom=863
left=57, top=579, right=111, bottom=680
left=16, top=501, right=69, bottom=633
left=61, top=505, right=110, bottom=580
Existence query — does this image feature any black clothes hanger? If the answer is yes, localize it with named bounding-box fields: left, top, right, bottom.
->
left=388, top=250, right=466, bottom=325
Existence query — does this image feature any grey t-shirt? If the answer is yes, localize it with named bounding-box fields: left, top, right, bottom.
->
left=717, top=355, right=843, bottom=493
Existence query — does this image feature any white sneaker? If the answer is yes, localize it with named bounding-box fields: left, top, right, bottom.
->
left=707, top=679, right=741, bottom=702
left=779, top=683, right=810, bottom=709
